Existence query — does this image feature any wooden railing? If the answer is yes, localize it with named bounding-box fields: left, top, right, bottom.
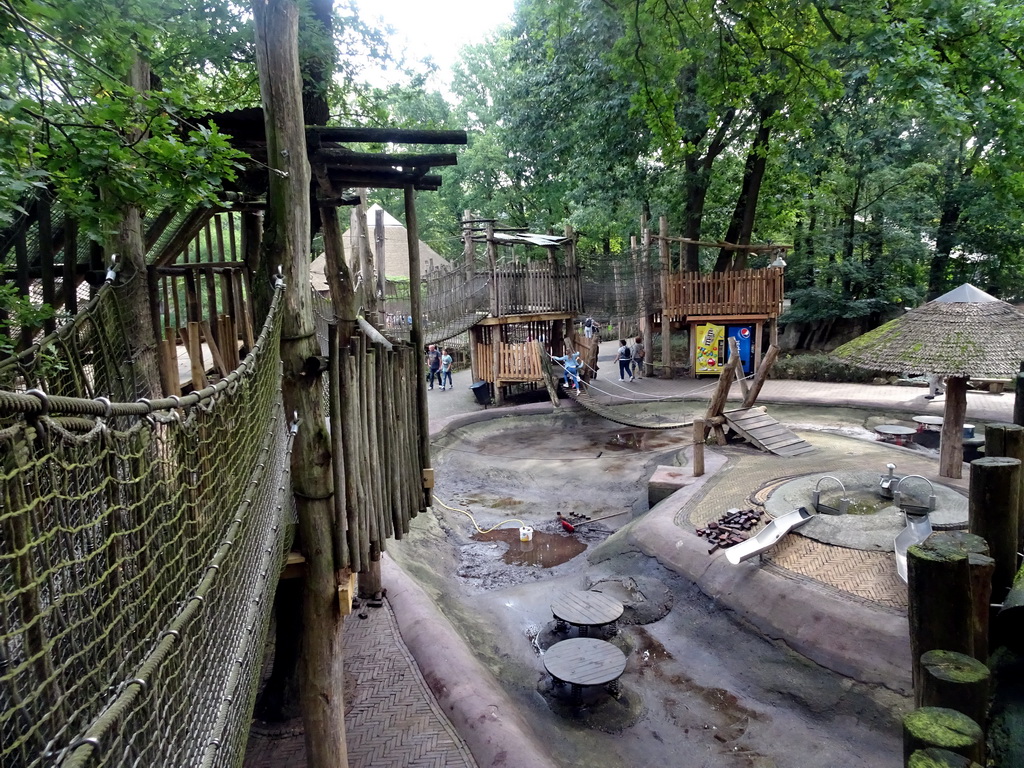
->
left=663, top=267, right=783, bottom=318
left=493, top=264, right=582, bottom=317
left=474, top=341, right=543, bottom=384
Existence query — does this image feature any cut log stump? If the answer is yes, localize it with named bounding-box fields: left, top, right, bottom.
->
left=903, top=707, right=984, bottom=765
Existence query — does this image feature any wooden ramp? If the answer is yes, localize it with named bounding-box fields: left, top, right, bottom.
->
left=723, top=407, right=815, bottom=456
left=569, top=391, right=693, bottom=430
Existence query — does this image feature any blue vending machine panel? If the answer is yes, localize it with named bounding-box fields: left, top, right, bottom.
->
left=727, top=325, right=754, bottom=376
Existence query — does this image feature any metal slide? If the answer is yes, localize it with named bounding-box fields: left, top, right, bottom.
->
left=894, top=513, right=933, bottom=583
left=725, top=507, right=815, bottom=564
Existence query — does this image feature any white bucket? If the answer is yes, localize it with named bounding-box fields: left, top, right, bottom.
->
left=519, top=526, right=534, bottom=542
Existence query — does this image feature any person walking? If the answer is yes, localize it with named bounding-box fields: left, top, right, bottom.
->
left=440, top=348, right=454, bottom=390
left=584, top=316, right=595, bottom=339
left=426, top=344, right=441, bottom=390
left=631, top=336, right=645, bottom=379
left=617, top=339, right=633, bottom=381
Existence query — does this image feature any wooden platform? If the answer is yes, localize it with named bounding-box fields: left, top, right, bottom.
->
left=723, top=407, right=815, bottom=456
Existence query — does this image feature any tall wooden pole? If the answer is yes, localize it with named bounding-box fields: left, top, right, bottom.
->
left=405, top=185, right=432, bottom=508
left=659, top=216, right=672, bottom=378
left=252, top=2, right=347, bottom=765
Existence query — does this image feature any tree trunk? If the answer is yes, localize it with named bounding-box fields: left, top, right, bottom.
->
left=112, top=53, right=161, bottom=398
left=252, top=2, right=348, bottom=767
left=939, top=377, right=968, bottom=479
left=714, top=103, right=775, bottom=272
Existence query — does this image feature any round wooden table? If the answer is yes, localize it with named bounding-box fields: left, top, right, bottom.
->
left=912, top=415, right=944, bottom=432
left=551, top=590, right=624, bottom=637
left=875, top=424, right=917, bottom=445
left=543, top=637, right=627, bottom=701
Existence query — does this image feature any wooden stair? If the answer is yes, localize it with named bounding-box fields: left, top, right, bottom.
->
left=723, top=407, right=815, bottom=456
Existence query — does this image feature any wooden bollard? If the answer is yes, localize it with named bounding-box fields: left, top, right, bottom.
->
left=693, top=418, right=705, bottom=477
left=907, top=747, right=983, bottom=767
left=903, top=707, right=984, bottom=765
left=979, top=423, right=1024, bottom=556
left=908, top=532, right=992, bottom=693
left=918, top=650, right=990, bottom=724
left=968, top=457, right=1020, bottom=602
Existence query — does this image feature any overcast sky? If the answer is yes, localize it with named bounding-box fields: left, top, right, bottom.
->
left=352, top=0, right=517, bottom=87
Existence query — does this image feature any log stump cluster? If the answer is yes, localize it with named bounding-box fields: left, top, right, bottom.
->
left=696, top=508, right=763, bottom=554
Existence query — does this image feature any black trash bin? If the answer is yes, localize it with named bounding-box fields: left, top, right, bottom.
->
left=470, top=381, right=491, bottom=407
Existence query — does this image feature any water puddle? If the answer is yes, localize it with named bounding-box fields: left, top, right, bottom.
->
left=819, top=489, right=924, bottom=516
left=472, top=528, right=586, bottom=567
left=603, top=430, right=675, bottom=452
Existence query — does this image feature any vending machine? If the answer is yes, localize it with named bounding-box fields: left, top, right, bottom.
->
left=695, top=323, right=725, bottom=375
left=695, top=323, right=755, bottom=376
left=727, top=325, right=755, bottom=376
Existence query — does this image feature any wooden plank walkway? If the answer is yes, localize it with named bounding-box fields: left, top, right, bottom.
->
left=568, top=390, right=692, bottom=430
left=723, top=407, right=815, bottom=456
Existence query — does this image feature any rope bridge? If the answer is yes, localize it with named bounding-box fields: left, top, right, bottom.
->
left=0, top=279, right=293, bottom=767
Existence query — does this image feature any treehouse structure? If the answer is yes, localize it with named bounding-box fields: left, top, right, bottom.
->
left=461, top=215, right=584, bottom=405
left=656, top=231, right=788, bottom=379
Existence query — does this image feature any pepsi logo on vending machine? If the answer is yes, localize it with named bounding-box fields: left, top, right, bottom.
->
left=739, top=327, right=750, bottom=338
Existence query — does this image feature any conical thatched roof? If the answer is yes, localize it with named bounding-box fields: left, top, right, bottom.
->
left=833, top=284, right=1024, bottom=378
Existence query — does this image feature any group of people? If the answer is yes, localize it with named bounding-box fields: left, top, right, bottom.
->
left=617, top=337, right=645, bottom=381
left=425, top=344, right=454, bottom=390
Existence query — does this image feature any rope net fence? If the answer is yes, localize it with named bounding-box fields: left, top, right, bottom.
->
left=0, top=277, right=141, bottom=402
left=0, top=282, right=292, bottom=768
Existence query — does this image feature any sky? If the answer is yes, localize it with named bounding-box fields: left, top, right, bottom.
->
left=352, top=0, right=517, bottom=88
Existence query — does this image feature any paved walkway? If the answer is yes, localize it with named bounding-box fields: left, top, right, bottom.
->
left=244, top=596, right=478, bottom=768
left=245, top=341, right=1016, bottom=767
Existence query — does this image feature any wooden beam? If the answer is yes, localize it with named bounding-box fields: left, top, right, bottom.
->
left=313, top=148, right=458, bottom=168
left=307, top=126, right=468, bottom=145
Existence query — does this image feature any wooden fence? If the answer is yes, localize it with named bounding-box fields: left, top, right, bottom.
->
left=493, top=264, right=582, bottom=316
left=663, top=267, right=784, bottom=319
left=474, top=341, right=544, bottom=384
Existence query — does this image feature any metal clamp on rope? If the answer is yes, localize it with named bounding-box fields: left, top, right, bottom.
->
left=67, top=736, right=101, bottom=752
left=159, top=629, right=180, bottom=642
left=26, top=388, right=50, bottom=415
left=93, top=396, right=112, bottom=421
left=104, top=253, right=119, bottom=284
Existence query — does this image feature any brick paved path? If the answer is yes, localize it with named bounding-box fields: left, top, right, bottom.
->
left=244, top=598, right=477, bottom=768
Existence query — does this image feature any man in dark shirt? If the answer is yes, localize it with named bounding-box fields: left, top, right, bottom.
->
left=426, top=344, right=441, bottom=390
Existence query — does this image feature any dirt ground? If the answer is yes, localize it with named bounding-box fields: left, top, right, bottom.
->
left=389, top=407, right=918, bottom=768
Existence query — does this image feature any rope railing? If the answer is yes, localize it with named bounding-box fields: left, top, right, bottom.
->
left=0, top=282, right=291, bottom=768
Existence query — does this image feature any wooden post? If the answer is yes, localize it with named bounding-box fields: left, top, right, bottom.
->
left=659, top=216, right=671, bottom=379
left=907, top=748, right=983, bottom=768
left=918, top=650, right=990, bottom=727
left=405, top=184, right=432, bottom=507
left=704, top=347, right=741, bottom=438
left=642, top=225, right=654, bottom=380
left=939, top=376, right=969, bottom=478
left=981, top=423, right=1024, bottom=555
left=1015, top=360, right=1024, bottom=427
left=252, top=2, right=347, bottom=765
left=692, top=418, right=705, bottom=477
left=463, top=210, right=476, bottom=279
left=730, top=337, right=749, bottom=400
left=969, top=456, right=1020, bottom=604
left=374, top=206, right=385, bottom=316
left=486, top=220, right=498, bottom=317
left=908, top=532, right=991, bottom=694
left=903, top=708, right=984, bottom=765
left=743, top=344, right=779, bottom=408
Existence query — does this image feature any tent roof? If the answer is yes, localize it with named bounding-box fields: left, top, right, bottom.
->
left=309, top=204, right=449, bottom=291
left=833, top=284, right=1024, bottom=378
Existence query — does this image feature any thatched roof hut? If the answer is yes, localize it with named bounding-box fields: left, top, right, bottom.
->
left=834, top=284, right=1024, bottom=378
left=834, top=284, right=1024, bottom=478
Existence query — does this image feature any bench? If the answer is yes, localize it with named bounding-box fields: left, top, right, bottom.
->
left=970, top=378, right=1012, bottom=394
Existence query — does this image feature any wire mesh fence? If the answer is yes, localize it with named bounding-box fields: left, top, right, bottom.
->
left=0, top=283, right=292, bottom=768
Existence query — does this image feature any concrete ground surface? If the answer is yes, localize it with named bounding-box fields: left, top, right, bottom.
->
left=246, top=340, right=1015, bottom=767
